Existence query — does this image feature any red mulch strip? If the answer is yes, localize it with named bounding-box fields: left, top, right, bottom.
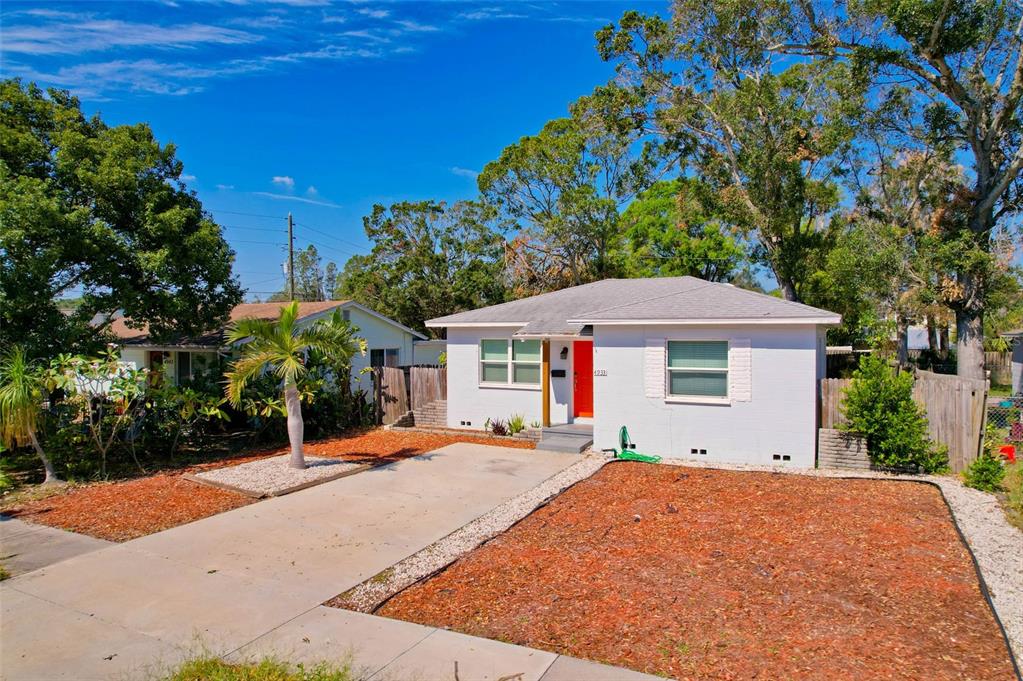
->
left=4, top=429, right=533, bottom=542
left=378, top=462, right=1016, bottom=680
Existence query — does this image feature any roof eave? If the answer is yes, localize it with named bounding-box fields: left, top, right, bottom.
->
left=565, top=316, right=843, bottom=326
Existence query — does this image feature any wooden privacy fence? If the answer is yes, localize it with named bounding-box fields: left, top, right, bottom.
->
left=410, top=366, right=446, bottom=410
left=819, top=369, right=987, bottom=472
left=372, top=366, right=409, bottom=425
left=985, top=351, right=1012, bottom=386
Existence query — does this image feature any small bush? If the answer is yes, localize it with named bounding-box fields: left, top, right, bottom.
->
left=507, top=413, right=526, bottom=435
left=162, top=656, right=353, bottom=681
left=489, top=418, right=508, bottom=436
left=842, top=355, right=947, bottom=473
left=963, top=454, right=1005, bottom=492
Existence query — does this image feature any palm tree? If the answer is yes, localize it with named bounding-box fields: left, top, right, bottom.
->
left=225, top=303, right=365, bottom=469
left=0, top=346, right=61, bottom=484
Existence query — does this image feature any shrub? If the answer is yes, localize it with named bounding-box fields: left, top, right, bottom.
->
left=963, top=454, right=1006, bottom=492
left=489, top=418, right=508, bottom=436
left=842, top=355, right=947, bottom=473
left=507, top=413, right=526, bottom=435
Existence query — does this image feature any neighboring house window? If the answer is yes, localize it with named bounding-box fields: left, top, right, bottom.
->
left=479, top=339, right=541, bottom=386
left=176, top=352, right=191, bottom=384
left=370, top=348, right=399, bottom=368
left=667, top=341, right=728, bottom=397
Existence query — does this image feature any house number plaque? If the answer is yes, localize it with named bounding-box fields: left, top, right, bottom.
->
left=593, top=369, right=607, bottom=377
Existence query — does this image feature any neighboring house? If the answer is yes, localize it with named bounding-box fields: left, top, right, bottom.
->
left=1004, top=329, right=1023, bottom=395
left=109, top=300, right=426, bottom=388
left=427, top=277, right=840, bottom=466
left=412, top=339, right=446, bottom=366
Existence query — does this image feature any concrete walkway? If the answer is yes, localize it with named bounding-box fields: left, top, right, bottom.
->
left=1, top=444, right=660, bottom=681
left=0, top=515, right=112, bottom=577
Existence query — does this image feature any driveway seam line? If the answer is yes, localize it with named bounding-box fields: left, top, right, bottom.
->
left=365, top=627, right=441, bottom=680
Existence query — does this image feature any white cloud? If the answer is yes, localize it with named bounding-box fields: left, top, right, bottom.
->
left=395, top=20, right=439, bottom=33
left=216, top=184, right=235, bottom=190
left=306, top=186, right=319, bottom=197
left=1, top=18, right=260, bottom=55
left=458, top=7, right=527, bottom=21
left=271, top=175, right=296, bottom=189
left=253, top=191, right=340, bottom=208
left=450, top=166, right=479, bottom=178
left=180, top=173, right=197, bottom=182
left=356, top=8, right=390, bottom=19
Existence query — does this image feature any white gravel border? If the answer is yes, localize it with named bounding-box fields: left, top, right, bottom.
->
left=190, top=455, right=366, bottom=497
left=329, top=451, right=1022, bottom=670
left=329, top=453, right=609, bottom=612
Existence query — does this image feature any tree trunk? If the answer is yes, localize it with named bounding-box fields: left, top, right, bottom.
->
left=778, top=277, right=799, bottom=302
left=28, top=430, right=61, bottom=485
left=896, top=315, right=910, bottom=368
left=926, top=317, right=938, bottom=353
left=284, top=382, right=306, bottom=469
left=938, top=323, right=950, bottom=358
left=956, top=308, right=985, bottom=380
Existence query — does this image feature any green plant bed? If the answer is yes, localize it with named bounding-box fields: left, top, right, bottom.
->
left=1001, top=462, right=1023, bottom=531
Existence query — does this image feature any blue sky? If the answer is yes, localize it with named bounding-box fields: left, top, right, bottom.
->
left=1, top=0, right=661, bottom=299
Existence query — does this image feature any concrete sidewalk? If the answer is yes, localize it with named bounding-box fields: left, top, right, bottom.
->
left=1, top=444, right=659, bottom=680
left=1, top=516, right=113, bottom=578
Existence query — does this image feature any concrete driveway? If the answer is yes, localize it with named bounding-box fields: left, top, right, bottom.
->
left=2, top=444, right=652, bottom=681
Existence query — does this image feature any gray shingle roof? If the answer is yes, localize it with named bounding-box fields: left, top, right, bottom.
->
left=427, top=277, right=840, bottom=335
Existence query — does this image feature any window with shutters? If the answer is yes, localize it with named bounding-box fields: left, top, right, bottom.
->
left=666, top=341, right=728, bottom=398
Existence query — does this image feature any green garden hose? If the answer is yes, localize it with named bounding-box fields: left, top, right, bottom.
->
left=615, top=425, right=662, bottom=463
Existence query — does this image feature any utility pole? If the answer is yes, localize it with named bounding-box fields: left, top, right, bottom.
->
left=287, top=212, right=296, bottom=301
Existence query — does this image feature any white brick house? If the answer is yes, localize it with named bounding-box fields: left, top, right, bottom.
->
left=427, top=277, right=840, bottom=466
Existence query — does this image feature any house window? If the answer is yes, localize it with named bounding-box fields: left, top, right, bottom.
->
left=479, top=339, right=541, bottom=386
left=176, top=352, right=191, bottom=384
left=370, top=348, right=399, bottom=368
left=667, top=341, right=728, bottom=397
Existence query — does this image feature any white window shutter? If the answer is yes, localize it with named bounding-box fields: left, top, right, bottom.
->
left=644, top=338, right=665, bottom=399
left=729, top=339, right=752, bottom=402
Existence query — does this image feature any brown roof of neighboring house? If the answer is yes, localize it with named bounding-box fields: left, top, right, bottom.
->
left=109, top=301, right=350, bottom=348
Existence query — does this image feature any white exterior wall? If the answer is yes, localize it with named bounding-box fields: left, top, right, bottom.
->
left=445, top=327, right=571, bottom=430
left=119, top=347, right=147, bottom=371
left=413, top=340, right=446, bottom=366
left=592, top=324, right=820, bottom=467
left=346, top=306, right=417, bottom=395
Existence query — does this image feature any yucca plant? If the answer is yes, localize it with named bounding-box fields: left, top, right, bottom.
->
left=0, top=346, right=61, bottom=484
left=225, top=303, right=365, bottom=469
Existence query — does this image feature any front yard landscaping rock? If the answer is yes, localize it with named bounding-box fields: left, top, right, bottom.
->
left=377, top=462, right=1018, bottom=680
left=187, top=455, right=366, bottom=497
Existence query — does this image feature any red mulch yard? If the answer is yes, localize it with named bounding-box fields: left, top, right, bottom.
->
left=3, top=429, right=533, bottom=542
left=378, top=462, right=1016, bottom=680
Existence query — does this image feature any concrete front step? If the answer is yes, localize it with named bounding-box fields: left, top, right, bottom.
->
left=536, top=434, right=593, bottom=453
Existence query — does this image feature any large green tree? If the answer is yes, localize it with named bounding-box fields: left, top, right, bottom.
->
left=0, top=79, right=241, bottom=358
left=621, top=178, right=747, bottom=281
left=777, top=0, right=1023, bottom=377
left=270, top=245, right=336, bottom=302
left=478, top=111, right=657, bottom=295
left=594, top=6, right=866, bottom=302
left=335, top=200, right=507, bottom=336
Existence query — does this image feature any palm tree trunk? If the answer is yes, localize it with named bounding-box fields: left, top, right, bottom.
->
left=28, top=430, right=61, bottom=485
left=284, top=381, right=305, bottom=469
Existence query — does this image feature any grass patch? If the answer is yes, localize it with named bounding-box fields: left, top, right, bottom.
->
left=1001, top=461, right=1023, bottom=531
left=161, top=656, right=354, bottom=681
left=0, top=564, right=9, bottom=581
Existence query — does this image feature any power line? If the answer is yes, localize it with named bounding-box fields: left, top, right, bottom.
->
left=208, top=208, right=285, bottom=220
left=294, top=222, right=367, bottom=251
left=220, top=224, right=286, bottom=233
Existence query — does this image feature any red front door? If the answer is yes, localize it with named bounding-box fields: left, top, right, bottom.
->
left=573, top=340, right=593, bottom=418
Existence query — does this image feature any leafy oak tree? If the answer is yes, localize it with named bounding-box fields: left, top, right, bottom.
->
left=594, top=6, right=867, bottom=302
left=621, top=178, right=747, bottom=281
left=335, top=200, right=507, bottom=336
left=779, top=0, right=1023, bottom=377
left=479, top=110, right=658, bottom=295
left=0, top=79, right=241, bottom=359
